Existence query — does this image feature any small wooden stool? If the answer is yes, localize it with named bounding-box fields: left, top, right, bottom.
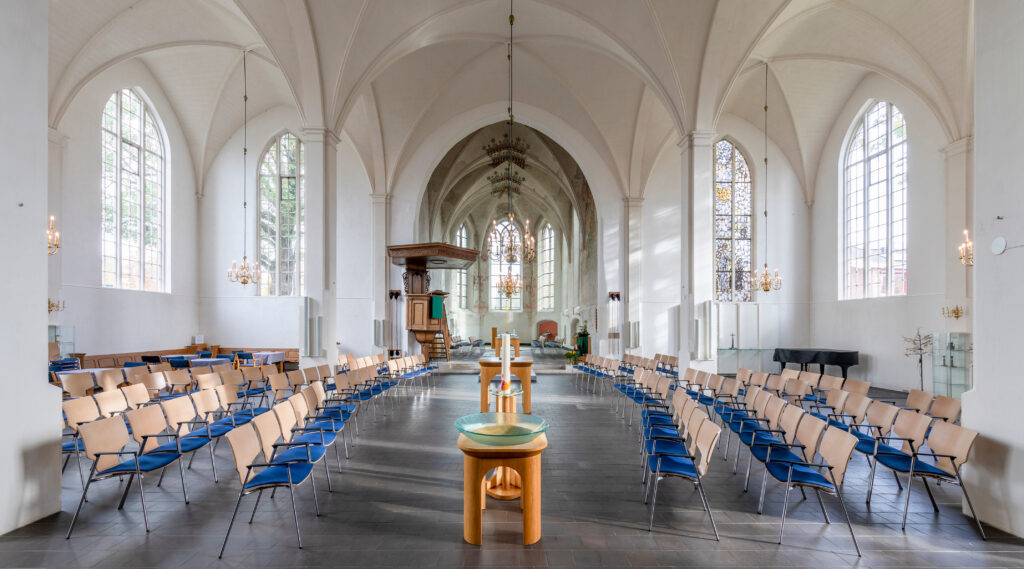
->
left=458, top=433, right=547, bottom=545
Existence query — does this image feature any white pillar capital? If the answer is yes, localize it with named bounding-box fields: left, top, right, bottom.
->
left=678, top=130, right=717, bottom=153
left=941, top=136, right=973, bottom=158
left=301, top=127, right=341, bottom=149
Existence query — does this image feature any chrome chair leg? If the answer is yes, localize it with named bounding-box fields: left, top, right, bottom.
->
left=815, top=489, right=831, bottom=523
left=955, top=468, right=987, bottom=539
left=219, top=490, right=246, bottom=558
left=249, top=489, right=263, bottom=523
left=65, top=464, right=97, bottom=539
left=778, top=470, right=794, bottom=544
left=835, top=486, right=862, bottom=556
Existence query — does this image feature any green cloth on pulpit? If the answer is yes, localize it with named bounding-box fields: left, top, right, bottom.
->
left=430, top=295, right=443, bottom=319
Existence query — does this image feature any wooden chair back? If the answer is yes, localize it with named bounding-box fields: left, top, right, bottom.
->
left=736, top=368, right=752, bottom=385
left=685, top=408, right=707, bottom=445
left=797, top=371, right=821, bottom=389
left=125, top=404, right=168, bottom=453
left=749, top=371, right=768, bottom=388
left=705, top=374, right=724, bottom=394
left=843, top=393, right=872, bottom=424
left=930, top=394, right=962, bottom=423
left=764, top=374, right=785, bottom=393
left=286, top=370, right=306, bottom=388
left=693, top=416, right=722, bottom=477
left=288, top=394, right=311, bottom=427
left=316, top=364, right=331, bottom=380
left=719, top=377, right=740, bottom=400
left=220, top=369, right=245, bottom=390
left=191, top=388, right=222, bottom=420
left=125, top=365, right=151, bottom=384
left=78, top=416, right=130, bottom=472
left=149, top=362, right=172, bottom=373
left=122, top=383, right=151, bottom=409
left=212, top=363, right=233, bottom=374
left=302, top=367, right=319, bottom=382
left=892, top=409, right=932, bottom=453
left=927, top=421, right=978, bottom=476
left=818, top=374, right=844, bottom=393
left=819, top=427, right=858, bottom=487
left=241, top=366, right=262, bottom=383
left=195, top=373, right=222, bottom=390
left=96, top=369, right=124, bottom=392
left=259, top=364, right=277, bottom=377
left=94, top=389, right=128, bottom=418
left=823, top=389, right=849, bottom=414
left=780, top=368, right=800, bottom=381
left=164, top=369, right=193, bottom=393
left=61, top=372, right=95, bottom=398
left=784, top=378, right=810, bottom=401
left=842, top=377, right=870, bottom=396
left=763, top=396, right=787, bottom=430
left=213, top=384, right=241, bottom=410
left=160, top=396, right=198, bottom=435
left=63, top=397, right=101, bottom=433
left=794, top=414, right=827, bottom=463
left=143, top=372, right=168, bottom=395
left=905, top=389, right=935, bottom=414
left=273, top=401, right=298, bottom=443
left=225, top=424, right=261, bottom=485
left=252, top=408, right=284, bottom=460
left=863, top=400, right=898, bottom=437
left=779, top=404, right=804, bottom=443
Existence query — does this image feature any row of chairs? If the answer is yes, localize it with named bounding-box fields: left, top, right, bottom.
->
left=597, top=355, right=985, bottom=554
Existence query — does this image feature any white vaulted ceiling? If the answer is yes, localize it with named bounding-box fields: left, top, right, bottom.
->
left=49, top=0, right=974, bottom=204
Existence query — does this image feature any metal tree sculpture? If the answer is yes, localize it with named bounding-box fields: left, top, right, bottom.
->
left=903, top=328, right=934, bottom=391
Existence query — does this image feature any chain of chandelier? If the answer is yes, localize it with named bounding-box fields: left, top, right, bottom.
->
left=483, top=0, right=535, bottom=301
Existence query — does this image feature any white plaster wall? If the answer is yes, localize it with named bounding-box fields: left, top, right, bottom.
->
left=640, top=141, right=682, bottom=355
left=809, top=74, right=947, bottom=391
left=0, top=0, right=62, bottom=533
left=197, top=106, right=304, bottom=348
left=336, top=135, right=376, bottom=356
left=962, top=0, right=1024, bottom=537
left=53, top=59, right=199, bottom=354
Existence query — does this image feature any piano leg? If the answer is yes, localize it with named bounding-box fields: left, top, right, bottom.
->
left=839, top=365, right=849, bottom=379
left=819, top=363, right=826, bottom=375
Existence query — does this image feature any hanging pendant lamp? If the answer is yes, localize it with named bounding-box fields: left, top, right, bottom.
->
left=751, top=62, right=782, bottom=293
left=227, top=51, right=260, bottom=286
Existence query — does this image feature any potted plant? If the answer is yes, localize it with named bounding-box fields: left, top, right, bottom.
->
left=564, top=350, right=580, bottom=365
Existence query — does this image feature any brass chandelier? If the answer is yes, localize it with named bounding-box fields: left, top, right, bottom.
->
left=751, top=62, right=782, bottom=293
left=227, top=50, right=260, bottom=286
left=485, top=0, right=535, bottom=273
left=46, top=215, right=61, bottom=255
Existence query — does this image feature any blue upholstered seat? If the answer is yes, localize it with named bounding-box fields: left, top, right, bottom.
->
left=149, top=436, right=211, bottom=454
left=244, top=462, right=313, bottom=490
left=272, top=444, right=328, bottom=465
left=764, top=462, right=835, bottom=491
left=648, top=454, right=698, bottom=479
left=97, top=452, right=180, bottom=475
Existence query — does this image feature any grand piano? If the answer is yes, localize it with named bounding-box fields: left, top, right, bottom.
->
left=773, top=348, right=859, bottom=378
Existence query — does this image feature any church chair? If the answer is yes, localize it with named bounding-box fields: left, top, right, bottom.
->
left=267, top=373, right=292, bottom=402
left=62, top=397, right=102, bottom=487
left=93, top=389, right=130, bottom=419
left=213, top=384, right=270, bottom=422
left=719, top=385, right=763, bottom=461
left=218, top=422, right=319, bottom=558
left=897, top=420, right=986, bottom=538
left=764, top=427, right=862, bottom=556
left=308, top=380, right=356, bottom=433
left=866, top=409, right=932, bottom=504
left=252, top=407, right=332, bottom=493
left=124, top=364, right=151, bottom=385
left=259, top=363, right=277, bottom=378
left=848, top=400, right=900, bottom=469
left=763, top=374, right=785, bottom=397
left=826, top=392, right=872, bottom=431
left=806, top=373, right=844, bottom=405
left=233, top=352, right=263, bottom=370
left=641, top=397, right=700, bottom=486
left=195, top=372, right=222, bottom=390
left=733, top=394, right=787, bottom=474
left=95, top=369, right=125, bottom=392
left=160, top=395, right=220, bottom=481
left=123, top=403, right=193, bottom=501
left=842, top=377, right=870, bottom=396
left=196, top=350, right=212, bottom=358
left=163, top=369, right=193, bottom=394
left=149, top=362, right=172, bottom=373
left=929, top=394, right=961, bottom=423
left=808, top=388, right=849, bottom=424
left=780, top=377, right=810, bottom=405
left=797, top=370, right=821, bottom=392
left=898, top=389, right=935, bottom=414
left=286, top=370, right=307, bottom=391
left=287, top=393, right=345, bottom=468
left=754, top=413, right=827, bottom=514
left=211, top=362, right=233, bottom=374
left=744, top=403, right=805, bottom=492
left=66, top=416, right=185, bottom=539
left=301, top=386, right=351, bottom=458
left=645, top=413, right=722, bottom=539
left=780, top=368, right=800, bottom=381
left=735, top=368, right=753, bottom=394
left=121, top=383, right=152, bottom=410
left=166, top=355, right=190, bottom=370
left=316, top=364, right=332, bottom=383
left=60, top=372, right=95, bottom=398
left=241, top=365, right=263, bottom=384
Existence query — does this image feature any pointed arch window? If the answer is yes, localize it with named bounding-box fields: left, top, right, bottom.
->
left=455, top=224, right=468, bottom=308
left=713, top=139, right=752, bottom=302
left=101, top=88, right=166, bottom=291
left=258, top=132, right=305, bottom=296
left=538, top=224, right=555, bottom=311
left=490, top=219, right=522, bottom=310
left=843, top=101, right=907, bottom=299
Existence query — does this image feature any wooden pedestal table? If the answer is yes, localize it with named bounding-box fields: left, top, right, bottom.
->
left=478, top=356, right=533, bottom=413
left=485, top=389, right=524, bottom=500
left=459, top=433, right=548, bottom=545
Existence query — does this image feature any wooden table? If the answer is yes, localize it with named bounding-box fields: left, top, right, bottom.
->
left=494, top=337, right=520, bottom=357
left=458, top=433, right=547, bottom=545
left=478, top=357, right=533, bottom=413
left=485, top=389, right=523, bottom=500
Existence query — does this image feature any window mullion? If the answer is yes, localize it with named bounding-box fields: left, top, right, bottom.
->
left=115, top=91, right=123, bottom=288
left=861, top=122, right=869, bottom=297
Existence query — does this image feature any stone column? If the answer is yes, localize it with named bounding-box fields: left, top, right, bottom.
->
left=679, top=131, right=716, bottom=365
left=370, top=193, right=392, bottom=351
left=624, top=197, right=643, bottom=354
left=301, top=128, right=339, bottom=366
left=942, top=137, right=972, bottom=334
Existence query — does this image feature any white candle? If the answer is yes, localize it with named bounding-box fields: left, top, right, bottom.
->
left=500, top=333, right=511, bottom=392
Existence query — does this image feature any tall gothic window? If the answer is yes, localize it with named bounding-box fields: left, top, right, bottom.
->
left=258, top=132, right=305, bottom=296
left=843, top=101, right=907, bottom=299
left=490, top=219, right=522, bottom=310
left=101, top=88, right=165, bottom=291
left=455, top=224, right=468, bottom=309
left=713, top=139, right=752, bottom=302
left=538, top=224, right=555, bottom=311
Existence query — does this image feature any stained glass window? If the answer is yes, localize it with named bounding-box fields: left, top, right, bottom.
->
left=258, top=132, right=305, bottom=296
left=455, top=224, right=468, bottom=308
left=713, top=139, right=752, bottom=302
left=538, top=224, right=555, bottom=311
left=490, top=219, right=522, bottom=310
left=101, top=88, right=165, bottom=291
left=843, top=101, right=907, bottom=299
